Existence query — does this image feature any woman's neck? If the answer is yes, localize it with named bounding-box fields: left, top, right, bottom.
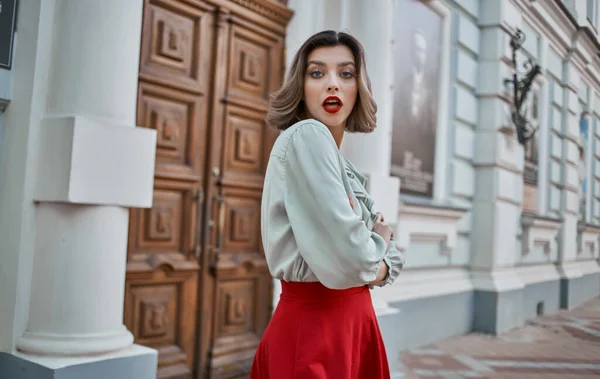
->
left=328, top=125, right=345, bottom=149
left=302, top=114, right=345, bottom=149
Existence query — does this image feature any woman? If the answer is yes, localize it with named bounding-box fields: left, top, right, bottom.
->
left=251, top=30, right=405, bottom=379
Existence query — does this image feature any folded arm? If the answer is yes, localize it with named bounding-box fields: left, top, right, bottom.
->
left=284, top=122, right=388, bottom=289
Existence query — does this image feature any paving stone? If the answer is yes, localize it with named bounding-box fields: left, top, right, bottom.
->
left=399, top=297, right=600, bottom=378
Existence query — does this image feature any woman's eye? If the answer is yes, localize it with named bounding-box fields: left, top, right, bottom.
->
left=340, top=71, right=355, bottom=79
left=309, top=71, right=324, bottom=78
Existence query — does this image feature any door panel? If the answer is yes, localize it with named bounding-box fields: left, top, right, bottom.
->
left=228, top=26, right=273, bottom=104
left=221, top=193, right=261, bottom=251
left=137, top=82, right=207, bottom=181
left=139, top=0, right=214, bottom=94
left=203, top=11, right=284, bottom=378
left=125, top=264, right=198, bottom=378
left=128, top=1, right=291, bottom=378
left=126, top=180, right=202, bottom=378
left=221, top=106, right=267, bottom=188
left=127, top=0, right=215, bottom=378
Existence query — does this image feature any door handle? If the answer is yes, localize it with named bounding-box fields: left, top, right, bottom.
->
left=193, top=187, right=204, bottom=259
left=213, top=188, right=226, bottom=250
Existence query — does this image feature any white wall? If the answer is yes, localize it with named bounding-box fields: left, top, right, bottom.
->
left=0, top=0, right=53, bottom=352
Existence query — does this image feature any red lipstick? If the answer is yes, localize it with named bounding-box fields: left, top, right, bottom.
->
left=322, top=96, right=343, bottom=114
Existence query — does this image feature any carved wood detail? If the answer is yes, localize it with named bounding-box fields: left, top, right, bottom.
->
left=223, top=108, right=265, bottom=186
left=228, top=0, right=293, bottom=24
left=218, top=280, right=254, bottom=336
left=137, top=82, right=204, bottom=177
left=141, top=190, right=182, bottom=250
left=134, top=286, right=175, bottom=340
left=139, top=0, right=214, bottom=93
left=231, top=208, right=253, bottom=242
left=157, top=20, right=186, bottom=62
left=235, top=127, right=260, bottom=164
left=229, top=26, right=271, bottom=101
left=124, top=265, right=198, bottom=379
left=223, top=195, right=260, bottom=251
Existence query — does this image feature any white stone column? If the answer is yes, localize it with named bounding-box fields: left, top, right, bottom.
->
left=16, top=0, right=157, bottom=358
left=0, top=0, right=41, bottom=352
left=558, top=61, right=583, bottom=266
left=340, top=0, right=400, bottom=316
left=556, top=52, right=597, bottom=308
left=536, top=38, right=551, bottom=215
left=285, top=0, right=344, bottom=65
left=471, top=0, right=526, bottom=334
left=585, top=94, right=595, bottom=224
left=341, top=0, right=399, bottom=224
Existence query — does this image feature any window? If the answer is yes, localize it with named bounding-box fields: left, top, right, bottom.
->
left=587, top=0, right=598, bottom=29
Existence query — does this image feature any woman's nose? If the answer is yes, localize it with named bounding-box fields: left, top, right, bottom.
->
left=326, top=77, right=340, bottom=92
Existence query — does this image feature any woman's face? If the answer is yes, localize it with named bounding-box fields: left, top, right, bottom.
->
left=303, top=45, right=358, bottom=130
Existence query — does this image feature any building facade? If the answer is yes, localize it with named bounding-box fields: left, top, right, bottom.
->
left=284, top=0, right=600, bottom=374
left=0, top=0, right=599, bottom=378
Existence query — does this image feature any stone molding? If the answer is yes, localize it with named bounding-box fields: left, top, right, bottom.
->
left=521, top=212, right=562, bottom=257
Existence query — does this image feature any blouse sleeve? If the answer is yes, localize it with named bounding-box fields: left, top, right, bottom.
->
left=370, top=238, right=405, bottom=288
left=283, top=122, right=387, bottom=289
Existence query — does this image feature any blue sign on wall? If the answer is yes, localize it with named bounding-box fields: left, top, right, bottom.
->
left=0, top=0, right=17, bottom=69
left=580, top=115, right=589, bottom=196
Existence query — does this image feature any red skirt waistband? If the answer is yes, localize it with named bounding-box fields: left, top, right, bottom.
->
left=280, top=280, right=368, bottom=301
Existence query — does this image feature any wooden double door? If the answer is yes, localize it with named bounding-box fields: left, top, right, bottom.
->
left=123, top=1, right=291, bottom=378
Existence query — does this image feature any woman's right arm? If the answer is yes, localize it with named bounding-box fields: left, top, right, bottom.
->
left=284, top=122, right=388, bottom=290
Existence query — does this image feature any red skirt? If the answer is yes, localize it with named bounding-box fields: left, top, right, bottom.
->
left=250, top=281, right=391, bottom=379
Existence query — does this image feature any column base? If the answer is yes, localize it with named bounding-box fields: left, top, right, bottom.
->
left=558, top=260, right=600, bottom=309
left=1, top=344, right=157, bottom=379
left=17, top=326, right=134, bottom=356
left=473, top=288, right=525, bottom=335
left=471, top=270, right=525, bottom=335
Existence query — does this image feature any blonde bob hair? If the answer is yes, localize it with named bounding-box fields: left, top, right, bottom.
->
left=266, top=30, right=377, bottom=133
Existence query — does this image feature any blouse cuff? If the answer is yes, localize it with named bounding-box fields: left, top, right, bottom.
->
left=370, top=241, right=405, bottom=288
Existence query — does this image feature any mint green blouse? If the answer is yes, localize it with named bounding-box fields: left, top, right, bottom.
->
left=261, top=119, right=405, bottom=290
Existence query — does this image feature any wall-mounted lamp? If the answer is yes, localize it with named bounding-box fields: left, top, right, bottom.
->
left=504, top=29, right=542, bottom=146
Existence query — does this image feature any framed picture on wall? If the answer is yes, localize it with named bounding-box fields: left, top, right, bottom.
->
left=390, top=0, right=443, bottom=198
left=522, top=88, right=540, bottom=213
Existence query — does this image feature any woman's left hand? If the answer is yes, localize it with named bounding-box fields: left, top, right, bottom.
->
left=375, top=212, right=393, bottom=238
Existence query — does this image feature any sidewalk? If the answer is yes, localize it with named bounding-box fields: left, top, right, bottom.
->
left=399, top=297, right=600, bottom=378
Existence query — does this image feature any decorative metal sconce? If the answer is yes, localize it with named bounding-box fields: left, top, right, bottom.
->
left=503, top=29, right=542, bottom=146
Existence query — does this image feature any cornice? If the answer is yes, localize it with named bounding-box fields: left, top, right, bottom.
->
left=513, top=0, right=572, bottom=56
left=228, top=0, right=293, bottom=25
left=546, top=0, right=600, bottom=91
left=510, top=0, right=600, bottom=91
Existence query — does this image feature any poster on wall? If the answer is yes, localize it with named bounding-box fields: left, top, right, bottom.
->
left=523, top=93, right=539, bottom=185
left=522, top=135, right=539, bottom=213
left=522, top=91, right=539, bottom=213
left=390, top=0, right=443, bottom=198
